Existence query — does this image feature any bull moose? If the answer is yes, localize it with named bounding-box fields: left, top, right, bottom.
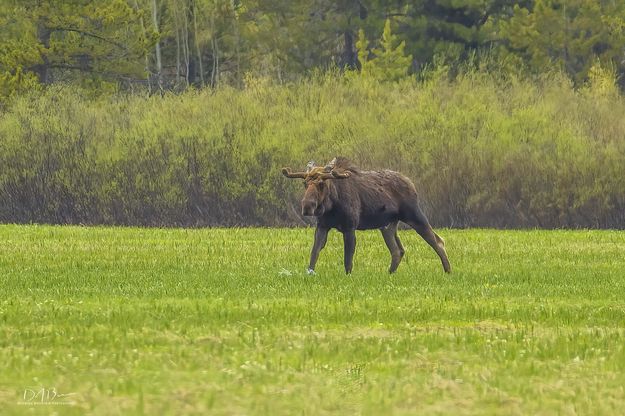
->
left=282, top=157, right=451, bottom=274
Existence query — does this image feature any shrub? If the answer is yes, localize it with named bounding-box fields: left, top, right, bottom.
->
left=1, top=69, right=624, bottom=228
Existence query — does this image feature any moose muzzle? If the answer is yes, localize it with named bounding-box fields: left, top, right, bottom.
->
left=301, top=198, right=319, bottom=216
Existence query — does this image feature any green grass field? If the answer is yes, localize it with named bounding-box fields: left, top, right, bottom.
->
left=1, top=225, right=625, bottom=415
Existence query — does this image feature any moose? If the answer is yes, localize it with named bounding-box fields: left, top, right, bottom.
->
left=282, top=157, right=451, bottom=274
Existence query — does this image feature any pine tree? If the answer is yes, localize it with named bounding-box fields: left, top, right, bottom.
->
left=498, top=0, right=625, bottom=84
left=357, top=19, right=412, bottom=82
left=0, top=0, right=152, bottom=91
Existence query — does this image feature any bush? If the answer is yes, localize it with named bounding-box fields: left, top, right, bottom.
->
left=1, top=69, right=624, bottom=228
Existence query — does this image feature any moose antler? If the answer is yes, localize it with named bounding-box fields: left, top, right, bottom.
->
left=281, top=167, right=308, bottom=179
left=317, top=169, right=351, bottom=180
left=318, top=170, right=350, bottom=179
left=331, top=170, right=351, bottom=179
left=282, top=159, right=351, bottom=180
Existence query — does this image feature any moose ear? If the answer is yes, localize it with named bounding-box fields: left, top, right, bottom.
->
left=324, top=157, right=336, bottom=172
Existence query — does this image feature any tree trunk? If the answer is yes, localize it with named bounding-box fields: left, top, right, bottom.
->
left=233, top=5, right=241, bottom=87
left=182, top=2, right=190, bottom=86
left=191, top=0, right=204, bottom=87
left=175, top=22, right=181, bottom=86
left=211, top=37, right=219, bottom=87
left=210, top=14, right=219, bottom=87
left=186, top=0, right=197, bottom=85
left=132, top=0, right=152, bottom=93
left=152, top=0, right=163, bottom=91
left=35, top=18, right=52, bottom=84
left=342, top=30, right=357, bottom=70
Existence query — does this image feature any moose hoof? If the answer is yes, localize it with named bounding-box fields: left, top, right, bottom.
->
left=306, top=268, right=316, bottom=275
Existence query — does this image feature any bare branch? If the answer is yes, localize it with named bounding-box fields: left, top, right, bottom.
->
left=49, top=27, right=129, bottom=51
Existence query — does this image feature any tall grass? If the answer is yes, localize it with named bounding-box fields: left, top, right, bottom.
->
left=1, top=69, right=624, bottom=227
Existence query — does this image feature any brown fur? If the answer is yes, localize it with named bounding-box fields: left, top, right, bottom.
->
left=282, top=157, right=451, bottom=274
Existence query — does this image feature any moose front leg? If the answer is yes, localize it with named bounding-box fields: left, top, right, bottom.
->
left=308, top=226, right=329, bottom=274
left=342, top=229, right=356, bottom=274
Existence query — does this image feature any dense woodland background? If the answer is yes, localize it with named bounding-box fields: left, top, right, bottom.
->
left=1, top=0, right=625, bottom=228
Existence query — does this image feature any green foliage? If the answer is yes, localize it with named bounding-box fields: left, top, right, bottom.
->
left=0, top=68, right=39, bottom=101
left=386, top=0, right=515, bottom=65
left=584, top=60, right=619, bottom=98
left=1, top=68, right=625, bottom=228
left=498, top=0, right=625, bottom=84
left=2, top=226, right=625, bottom=414
left=0, top=0, right=150, bottom=96
left=356, top=28, right=369, bottom=71
left=356, top=19, right=413, bottom=81
left=2, top=0, right=625, bottom=93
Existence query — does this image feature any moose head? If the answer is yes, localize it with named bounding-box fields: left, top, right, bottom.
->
left=282, top=158, right=351, bottom=216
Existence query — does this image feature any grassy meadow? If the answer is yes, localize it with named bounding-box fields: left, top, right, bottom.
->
left=1, top=225, right=625, bottom=414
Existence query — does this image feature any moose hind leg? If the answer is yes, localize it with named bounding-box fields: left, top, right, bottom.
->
left=395, top=230, right=405, bottom=258
left=381, top=222, right=403, bottom=273
left=407, top=220, right=451, bottom=273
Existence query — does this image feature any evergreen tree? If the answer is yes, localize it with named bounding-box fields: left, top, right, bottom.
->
left=0, top=0, right=152, bottom=90
left=357, top=19, right=412, bottom=81
left=498, top=0, right=625, bottom=84
left=2, top=0, right=625, bottom=94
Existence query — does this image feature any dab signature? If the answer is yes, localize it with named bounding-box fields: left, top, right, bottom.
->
left=18, top=387, right=77, bottom=405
